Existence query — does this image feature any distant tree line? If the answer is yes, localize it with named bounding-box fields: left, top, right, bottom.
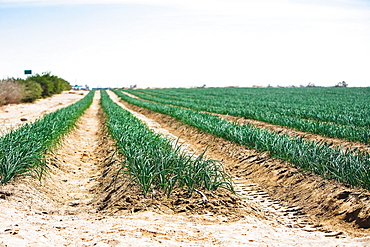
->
left=304, top=81, right=348, bottom=88
left=0, top=72, right=71, bottom=105
left=335, top=81, right=348, bottom=87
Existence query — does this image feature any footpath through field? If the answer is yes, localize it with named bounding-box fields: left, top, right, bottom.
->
left=0, top=91, right=369, bottom=246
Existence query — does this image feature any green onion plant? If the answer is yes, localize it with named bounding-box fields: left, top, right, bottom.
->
left=113, top=89, right=370, bottom=190
left=100, top=90, right=234, bottom=197
left=0, top=90, right=95, bottom=183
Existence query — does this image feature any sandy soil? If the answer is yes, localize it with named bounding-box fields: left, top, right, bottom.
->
left=0, top=90, right=88, bottom=134
left=1, top=90, right=370, bottom=246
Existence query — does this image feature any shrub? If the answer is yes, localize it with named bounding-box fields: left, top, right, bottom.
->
left=1, top=73, right=72, bottom=105
left=0, top=79, right=23, bottom=105
left=25, top=72, right=71, bottom=98
left=21, top=80, right=43, bottom=103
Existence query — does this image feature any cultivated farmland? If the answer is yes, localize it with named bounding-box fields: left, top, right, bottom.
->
left=125, top=87, right=370, bottom=144
left=1, top=88, right=370, bottom=246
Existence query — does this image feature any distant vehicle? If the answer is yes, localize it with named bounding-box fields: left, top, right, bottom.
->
left=72, top=84, right=90, bottom=90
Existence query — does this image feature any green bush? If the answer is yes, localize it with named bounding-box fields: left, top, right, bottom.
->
left=25, top=72, right=71, bottom=98
left=0, top=73, right=72, bottom=105
left=21, top=80, right=43, bottom=103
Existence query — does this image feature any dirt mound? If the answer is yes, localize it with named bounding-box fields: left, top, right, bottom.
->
left=91, top=107, right=249, bottom=220
left=93, top=156, right=250, bottom=220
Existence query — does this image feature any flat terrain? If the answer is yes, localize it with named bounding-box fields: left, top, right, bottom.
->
left=1, top=90, right=370, bottom=246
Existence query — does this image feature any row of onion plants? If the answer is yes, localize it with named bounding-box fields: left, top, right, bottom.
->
left=128, top=87, right=370, bottom=128
left=0, top=90, right=95, bottom=184
left=113, top=89, right=370, bottom=190
left=124, top=88, right=370, bottom=144
left=100, top=90, right=233, bottom=197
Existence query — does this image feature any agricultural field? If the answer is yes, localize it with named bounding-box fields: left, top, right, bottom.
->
left=125, top=87, right=370, bottom=144
left=1, top=88, right=370, bottom=246
left=119, top=88, right=370, bottom=189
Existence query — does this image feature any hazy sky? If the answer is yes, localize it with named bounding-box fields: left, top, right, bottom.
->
left=1, top=0, right=369, bottom=88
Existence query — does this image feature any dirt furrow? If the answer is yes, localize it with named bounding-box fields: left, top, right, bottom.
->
left=36, top=91, right=106, bottom=214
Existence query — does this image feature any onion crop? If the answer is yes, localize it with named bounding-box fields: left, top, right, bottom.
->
left=0, top=90, right=95, bottom=183
left=100, top=90, right=233, bottom=196
left=124, top=87, right=370, bottom=144
left=113, top=89, right=370, bottom=190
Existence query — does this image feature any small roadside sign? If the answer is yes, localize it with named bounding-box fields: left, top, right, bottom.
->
left=24, top=70, right=32, bottom=75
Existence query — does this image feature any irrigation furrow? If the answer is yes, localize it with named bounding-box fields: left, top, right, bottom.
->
left=233, top=177, right=321, bottom=230
left=34, top=91, right=112, bottom=214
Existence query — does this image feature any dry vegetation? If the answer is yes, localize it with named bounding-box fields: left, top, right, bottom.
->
left=0, top=79, right=23, bottom=105
left=0, top=73, right=71, bottom=106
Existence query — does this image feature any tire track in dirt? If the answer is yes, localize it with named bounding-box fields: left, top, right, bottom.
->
left=109, top=91, right=370, bottom=237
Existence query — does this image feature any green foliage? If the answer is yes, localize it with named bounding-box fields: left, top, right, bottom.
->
left=0, top=90, right=95, bottom=184
left=101, top=90, right=233, bottom=196
left=113, top=89, right=370, bottom=190
left=21, top=80, right=43, bottom=102
left=124, top=87, right=370, bottom=144
left=0, top=73, right=72, bottom=105
left=25, top=72, right=71, bottom=98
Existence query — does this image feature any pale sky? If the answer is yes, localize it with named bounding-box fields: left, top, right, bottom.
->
left=1, top=0, right=370, bottom=88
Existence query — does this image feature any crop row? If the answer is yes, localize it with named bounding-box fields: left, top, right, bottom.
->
left=124, top=87, right=370, bottom=144
left=128, top=87, right=370, bottom=127
left=100, top=90, right=233, bottom=196
left=113, top=89, right=370, bottom=190
left=0, top=90, right=95, bottom=184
